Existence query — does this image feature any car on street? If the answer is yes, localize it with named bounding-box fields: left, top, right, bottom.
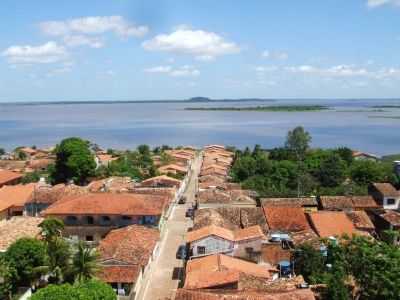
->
left=178, top=196, right=187, bottom=204
left=185, top=207, right=194, bottom=218
left=176, top=245, right=187, bottom=259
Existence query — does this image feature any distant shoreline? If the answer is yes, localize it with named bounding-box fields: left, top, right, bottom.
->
left=184, top=105, right=330, bottom=112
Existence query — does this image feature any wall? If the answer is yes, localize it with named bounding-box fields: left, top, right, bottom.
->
left=190, top=236, right=233, bottom=257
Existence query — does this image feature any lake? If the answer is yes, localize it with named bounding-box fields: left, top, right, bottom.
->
left=0, top=99, right=399, bottom=156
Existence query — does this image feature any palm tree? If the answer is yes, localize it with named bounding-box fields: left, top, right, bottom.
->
left=71, top=241, right=100, bottom=283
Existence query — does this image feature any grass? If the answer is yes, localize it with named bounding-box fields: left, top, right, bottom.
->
left=184, top=105, right=329, bottom=112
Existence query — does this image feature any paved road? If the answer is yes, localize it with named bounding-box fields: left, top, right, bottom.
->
left=138, top=153, right=202, bottom=300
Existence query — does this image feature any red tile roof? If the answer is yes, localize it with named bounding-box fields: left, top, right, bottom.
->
left=98, top=265, right=140, bottom=283
left=263, top=206, right=310, bottom=232
left=0, top=170, right=22, bottom=186
left=140, top=175, right=181, bottom=188
left=158, top=164, right=188, bottom=174
left=0, top=183, right=36, bottom=213
left=308, top=211, right=356, bottom=238
left=42, top=193, right=168, bottom=216
left=186, top=225, right=265, bottom=243
left=99, top=225, right=159, bottom=265
left=185, top=254, right=275, bottom=289
left=346, top=211, right=375, bottom=231
left=175, top=289, right=316, bottom=300
left=319, top=196, right=378, bottom=210
left=371, top=183, right=400, bottom=197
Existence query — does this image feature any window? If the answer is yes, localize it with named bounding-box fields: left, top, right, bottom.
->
left=66, top=216, right=78, bottom=225
left=85, top=216, right=95, bottom=225
left=387, top=198, right=396, bottom=205
left=197, top=246, right=206, bottom=255
left=86, top=235, right=94, bottom=242
left=101, top=216, right=111, bottom=224
left=245, top=247, right=254, bottom=254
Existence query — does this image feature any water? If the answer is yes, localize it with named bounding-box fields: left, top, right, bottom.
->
left=0, top=99, right=399, bottom=155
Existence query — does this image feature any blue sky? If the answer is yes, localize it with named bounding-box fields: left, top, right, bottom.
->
left=1, top=0, right=400, bottom=101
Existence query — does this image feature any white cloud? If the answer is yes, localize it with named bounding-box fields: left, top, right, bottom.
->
left=63, top=35, right=104, bottom=48
left=2, top=41, right=67, bottom=64
left=261, top=50, right=288, bottom=60
left=144, top=66, right=172, bottom=73
left=287, top=64, right=369, bottom=77
left=142, top=27, right=240, bottom=60
left=144, top=65, right=200, bottom=77
left=255, top=66, right=278, bottom=72
left=40, top=16, right=149, bottom=38
left=367, top=0, right=400, bottom=8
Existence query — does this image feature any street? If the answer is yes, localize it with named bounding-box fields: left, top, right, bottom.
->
left=137, top=152, right=202, bottom=300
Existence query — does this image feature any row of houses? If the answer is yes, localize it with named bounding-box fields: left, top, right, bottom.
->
left=176, top=145, right=400, bottom=300
left=0, top=147, right=197, bottom=300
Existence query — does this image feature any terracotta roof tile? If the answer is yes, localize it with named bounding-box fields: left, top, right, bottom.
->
left=319, top=196, right=378, bottom=210
left=0, top=170, right=22, bottom=186
left=308, top=211, right=356, bottom=238
left=140, top=175, right=181, bottom=188
left=0, top=216, right=43, bottom=251
left=28, top=183, right=87, bottom=204
left=98, top=225, right=159, bottom=265
left=371, top=183, right=399, bottom=197
left=187, top=225, right=265, bottom=243
left=185, top=254, right=274, bottom=289
left=346, top=211, right=375, bottom=230
left=262, top=198, right=317, bottom=207
left=263, top=206, right=310, bottom=232
left=0, top=183, right=36, bottom=213
left=98, top=265, right=140, bottom=283
left=43, top=193, right=168, bottom=216
left=158, top=164, right=188, bottom=174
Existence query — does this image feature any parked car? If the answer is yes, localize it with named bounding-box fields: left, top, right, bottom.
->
left=186, top=207, right=194, bottom=218
left=176, top=245, right=187, bottom=259
left=178, top=196, right=187, bottom=204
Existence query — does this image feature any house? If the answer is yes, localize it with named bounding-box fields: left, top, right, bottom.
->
left=157, top=164, right=187, bottom=176
left=27, top=158, right=54, bottom=172
left=261, top=198, right=318, bottom=213
left=175, top=288, right=315, bottom=300
left=368, top=209, right=400, bottom=238
left=318, top=195, right=379, bottom=211
left=261, top=243, right=291, bottom=266
left=345, top=211, right=375, bottom=234
left=0, top=183, right=35, bottom=220
left=25, top=182, right=88, bottom=216
left=200, top=167, right=228, bottom=177
left=198, top=175, right=226, bottom=184
left=96, top=154, right=119, bottom=167
left=263, top=206, right=310, bottom=233
left=352, top=151, right=379, bottom=162
left=0, top=216, right=43, bottom=252
left=369, top=183, right=400, bottom=210
left=197, top=189, right=257, bottom=209
left=187, top=225, right=266, bottom=260
left=88, top=177, right=134, bottom=193
left=98, top=225, right=159, bottom=299
left=42, top=193, right=169, bottom=242
left=139, top=175, right=181, bottom=188
left=193, top=207, right=269, bottom=234
left=307, top=211, right=357, bottom=238
left=184, top=254, right=276, bottom=290
left=16, top=147, right=37, bottom=159
left=0, top=170, right=23, bottom=187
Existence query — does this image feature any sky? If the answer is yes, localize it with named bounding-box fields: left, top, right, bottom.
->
left=1, top=0, right=400, bottom=102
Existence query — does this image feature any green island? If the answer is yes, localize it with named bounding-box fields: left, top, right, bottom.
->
left=368, top=115, right=400, bottom=120
left=371, top=105, right=400, bottom=108
left=184, top=105, right=329, bottom=112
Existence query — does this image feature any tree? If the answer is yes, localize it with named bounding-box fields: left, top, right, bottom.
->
left=334, top=147, right=354, bottom=165
left=285, top=126, right=311, bottom=160
left=325, top=267, right=350, bottom=300
left=30, top=280, right=116, bottom=300
left=21, top=171, right=41, bottom=184
left=0, top=148, right=5, bottom=156
left=349, top=160, right=387, bottom=186
left=137, top=144, right=150, bottom=156
left=39, top=218, right=70, bottom=283
left=71, top=242, right=100, bottom=283
left=5, top=238, right=48, bottom=287
left=293, top=243, right=326, bottom=284
left=0, top=258, right=15, bottom=300
left=52, top=137, right=96, bottom=185
left=317, top=153, right=347, bottom=187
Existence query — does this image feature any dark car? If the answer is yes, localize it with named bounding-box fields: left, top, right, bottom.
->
left=178, top=196, right=187, bottom=204
left=185, top=207, right=194, bottom=218
left=176, top=245, right=187, bottom=259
